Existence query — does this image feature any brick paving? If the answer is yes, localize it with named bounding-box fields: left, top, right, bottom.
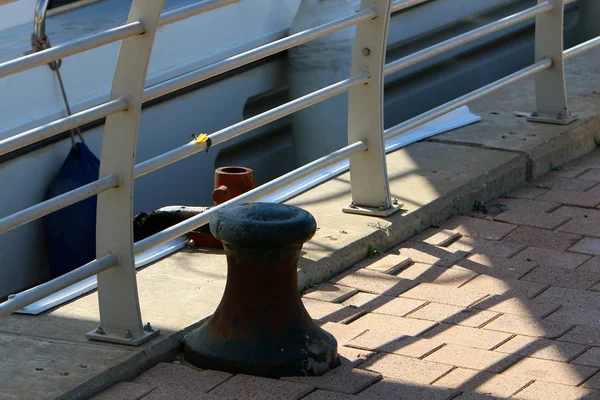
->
left=95, top=149, right=600, bottom=399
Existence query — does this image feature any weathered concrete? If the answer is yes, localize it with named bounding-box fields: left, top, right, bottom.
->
left=1, top=48, right=600, bottom=400
left=430, top=50, right=600, bottom=179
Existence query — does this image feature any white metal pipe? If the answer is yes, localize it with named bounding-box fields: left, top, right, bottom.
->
left=158, top=0, right=240, bottom=26
left=143, top=8, right=376, bottom=102
left=0, top=173, right=120, bottom=235
left=136, top=72, right=367, bottom=178
left=391, top=0, right=431, bottom=13
left=0, top=98, right=128, bottom=157
left=0, top=254, right=118, bottom=318
left=564, top=35, right=600, bottom=60
left=385, top=59, right=552, bottom=139
left=134, top=140, right=367, bottom=254
left=384, top=1, right=553, bottom=77
left=0, top=22, right=145, bottom=79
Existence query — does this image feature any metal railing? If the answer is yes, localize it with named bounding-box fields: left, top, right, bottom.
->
left=0, top=0, right=599, bottom=345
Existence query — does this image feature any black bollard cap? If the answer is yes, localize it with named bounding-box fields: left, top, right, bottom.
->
left=210, top=203, right=317, bottom=247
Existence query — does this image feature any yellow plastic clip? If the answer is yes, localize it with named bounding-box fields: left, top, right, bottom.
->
left=195, top=133, right=209, bottom=144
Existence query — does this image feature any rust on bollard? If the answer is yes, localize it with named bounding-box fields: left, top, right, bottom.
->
left=183, top=203, right=340, bottom=378
left=213, top=166, right=255, bottom=206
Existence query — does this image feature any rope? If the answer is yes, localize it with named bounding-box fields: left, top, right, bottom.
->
left=31, top=34, right=84, bottom=149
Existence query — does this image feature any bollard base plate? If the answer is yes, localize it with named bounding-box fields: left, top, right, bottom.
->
left=343, top=202, right=404, bottom=217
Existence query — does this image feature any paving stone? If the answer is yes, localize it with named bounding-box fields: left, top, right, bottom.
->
left=583, top=373, right=600, bottom=390
left=282, top=364, right=381, bottom=395
left=513, top=381, right=600, bottom=400
left=420, top=324, right=513, bottom=350
left=559, top=326, right=600, bottom=347
left=521, top=265, right=600, bottom=290
left=487, top=197, right=561, bottom=214
left=482, top=314, right=573, bottom=339
left=395, top=263, right=477, bottom=287
left=439, top=216, right=517, bottom=241
left=341, top=292, right=426, bottom=316
left=551, top=206, right=600, bottom=222
left=495, top=210, right=569, bottom=230
left=90, top=382, right=155, bottom=400
left=320, top=322, right=368, bottom=346
left=567, top=149, right=600, bottom=169
left=505, top=187, right=547, bottom=199
left=391, top=241, right=469, bottom=267
left=410, top=228, right=462, bottom=247
left=399, top=283, right=488, bottom=307
left=458, top=393, right=517, bottom=400
left=546, top=166, right=588, bottom=179
left=579, top=257, right=600, bottom=273
left=303, top=283, right=360, bottom=303
left=494, top=335, right=587, bottom=362
left=558, top=219, right=600, bottom=238
left=348, top=330, right=445, bottom=358
left=301, top=390, right=354, bottom=400
left=537, top=187, right=600, bottom=208
left=502, top=357, right=598, bottom=385
left=544, top=307, right=600, bottom=329
left=447, top=237, right=526, bottom=258
left=302, top=298, right=364, bottom=324
left=471, top=294, right=560, bottom=318
left=407, top=302, right=499, bottom=328
left=329, top=267, right=418, bottom=297
left=133, top=363, right=231, bottom=398
left=425, top=344, right=519, bottom=372
left=529, top=175, right=598, bottom=192
left=503, top=226, right=582, bottom=250
left=359, top=353, right=453, bottom=384
left=355, top=253, right=413, bottom=275
left=573, top=347, right=600, bottom=368
left=348, top=313, right=437, bottom=338
left=459, top=274, right=547, bottom=299
left=456, top=254, right=538, bottom=279
left=432, top=367, right=531, bottom=397
left=207, top=374, right=313, bottom=400
left=337, top=346, right=375, bottom=367
left=511, top=246, right=591, bottom=270
left=355, top=378, right=459, bottom=400
left=534, top=286, right=600, bottom=310
left=570, top=237, right=600, bottom=256
left=578, top=168, right=600, bottom=182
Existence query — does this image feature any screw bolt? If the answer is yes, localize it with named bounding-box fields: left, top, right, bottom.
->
left=349, top=202, right=358, bottom=209
left=95, top=326, right=105, bottom=335
left=125, top=330, right=133, bottom=339
left=392, top=198, right=399, bottom=205
left=362, top=48, right=371, bottom=56
left=143, top=322, right=154, bottom=332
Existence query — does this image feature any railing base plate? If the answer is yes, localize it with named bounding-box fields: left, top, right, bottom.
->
left=86, top=327, right=160, bottom=346
left=525, top=112, right=578, bottom=125
left=342, top=202, right=404, bottom=217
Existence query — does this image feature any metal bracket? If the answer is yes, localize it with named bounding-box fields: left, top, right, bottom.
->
left=525, top=111, right=578, bottom=125
left=343, top=200, right=404, bottom=217
left=86, top=323, right=159, bottom=346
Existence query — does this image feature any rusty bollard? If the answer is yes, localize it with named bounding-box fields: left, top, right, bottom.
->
left=183, top=203, right=340, bottom=377
left=213, top=166, right=256, bottom=205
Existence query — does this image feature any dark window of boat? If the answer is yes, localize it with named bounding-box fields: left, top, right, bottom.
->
left=48, top=0, right=84, bottom=9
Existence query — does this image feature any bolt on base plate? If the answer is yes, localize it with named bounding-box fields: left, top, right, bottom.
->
left=86, top=325, right=160, bottom=346
left=525, top=112, right=578, bottom=125
left=342, top=202, right=404, bottom=217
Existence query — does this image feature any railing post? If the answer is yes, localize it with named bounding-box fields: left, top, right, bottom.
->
left=86, top=0, right=165, bottom=345
left=343, top=0, right=400, bottom=217
left=527, top=0, right=577, bottom=125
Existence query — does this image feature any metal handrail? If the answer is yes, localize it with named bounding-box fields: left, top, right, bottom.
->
left=33, top=0, right=50, bottom=47
left=0, top=0, right=598, bottom=346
